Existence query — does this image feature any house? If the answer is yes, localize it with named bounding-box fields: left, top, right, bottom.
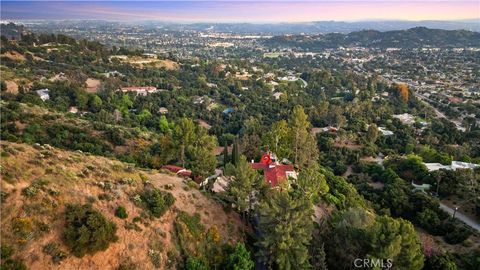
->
left=273, top=92, right=283, bottom=100
left=393, top=113, right=415, bottom=125
left=68, top=106, right=78, bottom=114
left=251, top=152, right=297, bottom=187
left=161, top=165, right=192, bottom=178
left=120, top=86, right=158, bottom=96
left=158, top=107, right=169, bottom=114
left=378, top=127, right=394, bottom=136
left=424, top=161, right=479, bottom=172
left=35, top=89, right=50, bottom=101
left=451, top=161, right=480, bottom=170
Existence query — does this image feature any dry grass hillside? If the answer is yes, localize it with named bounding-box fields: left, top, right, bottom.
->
left=0, top=141, right=245, bottom=269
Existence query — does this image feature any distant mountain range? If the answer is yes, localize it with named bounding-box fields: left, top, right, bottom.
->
left=264, top=27, right=480, bottom=49
left=179, top=20, right=480, bottom=34
left=9, top=19, right=480, bottom=35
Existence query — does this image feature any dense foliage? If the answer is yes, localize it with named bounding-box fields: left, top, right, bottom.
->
left=64, top=204, right=118, bottom=257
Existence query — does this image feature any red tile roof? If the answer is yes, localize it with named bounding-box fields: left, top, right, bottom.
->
left=251, top=153, right=296, bottom=187
left=161, top=165, right=192, bottom=177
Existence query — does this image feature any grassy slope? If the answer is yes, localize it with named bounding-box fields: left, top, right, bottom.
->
left=0, top=141, right=244, bottom=269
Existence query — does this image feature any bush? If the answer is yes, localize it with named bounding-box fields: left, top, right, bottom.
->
left=444, top=224, right=472, bottom=245
left=333, top=162, right=348, bottom=176
left=0, top=258, right=27, bottom=270
left=140, top=188, right=175, bottom=218
left=0, top=243, right=26, bottom=269
left=42, top=242, right=67, bottom=263
left=185, top=256, right=209, bottom=270
left=64, top=204, right=118, bottom=257
left=415, top=209, right=442, bottom=235
left=423, top=253, right=457, bottom=270
left=115, top=205, right=128, bottom=219
left=148, top=249, right=162, bottom=268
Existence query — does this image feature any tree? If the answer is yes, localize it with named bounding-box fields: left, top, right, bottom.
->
left=289, top=105, right=319, bottom=169
left=189, top=126, right=217, bottom=178
left=223, top=142, right=229, bottom=166
left=231, top=139, right=240, bottom=166
left=263, top=120, right=291, bottom=160
left=0, top=80, right=7, bottom=92
left=88, top=95, right=103, bottom=112
left=158, top=115, right=171, bottom=134
left=257, top=191, right=314, bottom=270
left=367, top=124, right=379, bottom=143
left=225, top=243, right=254, bottom=270
left=140, top=188, right=175, bottom=218
left=310, top=241, right=327, bottom=270
left=294, top=164, right=329, bottom=201
left=185, top=256, right=209, bottom=270
left=228, top=156, right=261, bottom=217
left=423, top=253, right=457, bottom=270
left=395, top=84, right=409, bottom=103
left=327, top=105, right=346, bottom=128
left=64, top=204, right=118, bottom=257
left=371, top=216, right=424, bottom=270
left=173, top=118, right=195, bottom=167
left=327, top=209, right=424, bottom=270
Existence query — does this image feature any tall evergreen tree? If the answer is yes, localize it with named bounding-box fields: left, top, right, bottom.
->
left=289, top=105, right=319, bottom=169
left=223, top=141, right=229, bottom=167
left=232, top=139, right=240, bottom=166
left=257, top=191, right=314, bottom=270
left=173, top=118, right=195, bottom=168
left=228, top=155, right=261, bottom=218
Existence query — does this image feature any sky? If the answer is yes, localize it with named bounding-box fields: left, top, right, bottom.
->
left=1, top=1, right=479, bottom=23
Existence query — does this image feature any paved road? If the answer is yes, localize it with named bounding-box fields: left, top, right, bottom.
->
left=439, top=203, right=480, bottom=232
left=415, top=93, right=464, bottom=130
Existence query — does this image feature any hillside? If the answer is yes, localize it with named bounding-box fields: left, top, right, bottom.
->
left=0, top=141, right=246, bottom=269
left=264, top=27, right=480, bottom=49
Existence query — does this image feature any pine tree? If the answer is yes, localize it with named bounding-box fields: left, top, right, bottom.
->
left=312, top=243, right=328, bottom=270
left=231, top=139, right=240, bottom=166
left=257, top=191, right=314, bottom=270
left=228, top=156, right=260, bottom=218
left=289, top=105, right=319, bottom=169
left=223, top=142, right=229, bottom=167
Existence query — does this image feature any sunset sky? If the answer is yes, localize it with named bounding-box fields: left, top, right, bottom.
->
left=1, top=1, right=479, bottom=22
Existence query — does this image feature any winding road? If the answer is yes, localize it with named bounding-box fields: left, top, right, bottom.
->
left=439, top=203, right=480, bottom=232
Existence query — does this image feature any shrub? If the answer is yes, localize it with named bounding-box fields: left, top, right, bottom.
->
left=1, top=244, right=14, bottom=259
left=117, top=259, right=138, bottom=270
left=444, top=225, right=471, bottom=245
left=415, top=209, right=442, bottom=235
left=42, top=242, right=67, bottom=263
left=423, top=253, right=457, bottom=270
left=0, top=244, right=23, bottom=270
left=115, top=206, right=128, bottom=219
left=0, top=258, right=27, bottom=270
left=139, top=188, right=175, bottom=218
left=185, top=256, right=209, bottom=270
left=64, top=204, right=118, bottom=257
left=225, top=243, right=254, bottom=270
left=333, top=162, right=348, bottom=176
left=148, top=249, right=162, bottom=268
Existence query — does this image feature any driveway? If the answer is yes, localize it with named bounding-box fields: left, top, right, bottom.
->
left=439, top=203, right=480, bottom=232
